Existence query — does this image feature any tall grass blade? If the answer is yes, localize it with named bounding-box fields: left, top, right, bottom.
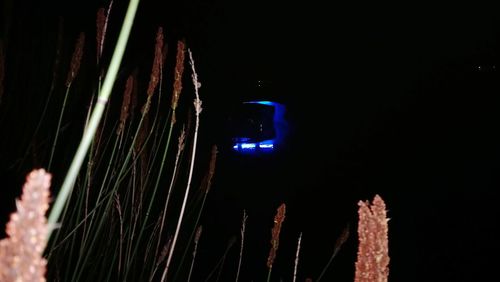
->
left=46, top=0, right=140, bottom=245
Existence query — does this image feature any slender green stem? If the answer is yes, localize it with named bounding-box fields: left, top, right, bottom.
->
left=80, top=134, right=120, bottom=254
left=46, top=198, right=101, bottom=256
left=204, top=240, right=235, bottom=282
left=317, top=225, right=349, bottom=282
left=128, top=120, right=174, bottom=267
left=72, top=112, right=146, bottom=282
left=122, top=117, right=173, bottom=279
left=126, top=110, right=167, bottom=240
left=48, top=85, right=71, bottom=171
left=19, top=21, right=63, bottom=169
left=151, top=119, right=176, bottom=247
left=46, top=0, right=140, bottom=243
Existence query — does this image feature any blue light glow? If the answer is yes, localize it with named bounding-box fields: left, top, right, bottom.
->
left=241, top=143, right=257, bottom=149
left=259, top=143, right=274, bottom=149
left=244, top=100, right=275, bottom=106
left=232, top=100, right=288, bottom=154
left=232, top=140, right=275, bottom=152
left=258, top=139, right=274, bottom=149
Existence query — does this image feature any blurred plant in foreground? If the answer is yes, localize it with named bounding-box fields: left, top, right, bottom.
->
left=0, top=169, right=52, bottom=282
left=355, top=194, right=390, bottom=282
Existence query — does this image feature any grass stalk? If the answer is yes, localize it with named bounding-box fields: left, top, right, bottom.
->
left=293, top=232, right=303, bottom=282
left=160, top=49, right=202, bottom=282
left=205, top=237, right=236, bottom=282
left=149, top=237, right=172, bottom=281
left=73, top=108, right=147, bottom=281
left=150, top=125, right=183, bottom=279
left=235, top=210, right=248, bottom=282
left=20, top=19, right=63, bottom=168
left=46, top=0, right=140, bottom=248
left=316, top=225, right=350, bottom=281
left=172, top=144, right=217, bottom=281
left=186, top=225, right=203, bottom=282
left=47, top=86, right=71, bottom=171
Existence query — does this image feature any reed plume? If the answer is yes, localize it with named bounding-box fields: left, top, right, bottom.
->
left=171, top=40, right=185, bottom=110
left=142, top=27, right=164, bottom=115
left=147, top=27, right=163, bottom=97
left=0, top=169, right=52, bottom=282
left=354, top=194, right=390, bottom=282
left=150, top=237, right=172, bottom=281
left=96, top=0, right=113, bottom=64
left=66, top=32, right=85, bottom=87
left=48, top=32, right=86, bottom=170
left=267, top=203, right=286, bottom=281
left=202, top=144, right=218, bottom=194
left=117, top=74, right=133, bottom=135
left=96, top=8, right=106, bottom=63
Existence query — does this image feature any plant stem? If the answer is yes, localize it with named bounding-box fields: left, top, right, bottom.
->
left=160, top=49, right=202, bottom=282
left=46, top=0, right=140, bottom=249
left=47, top=85, right=71, bottom=171
left=129, top=112, right=174, bottom=271
left=235, top=210, right=248, bottom=282
left=293, top=233, right=303, bottom=282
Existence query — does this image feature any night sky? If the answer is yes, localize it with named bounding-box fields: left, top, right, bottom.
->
left=1, top=0, right=500, bottom=281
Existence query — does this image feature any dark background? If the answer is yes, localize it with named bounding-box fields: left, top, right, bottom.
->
left=1, top=0, right=500, bottom=281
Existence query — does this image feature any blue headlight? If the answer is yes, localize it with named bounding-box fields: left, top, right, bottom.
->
left=232, top=139, right=275, bottom=152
